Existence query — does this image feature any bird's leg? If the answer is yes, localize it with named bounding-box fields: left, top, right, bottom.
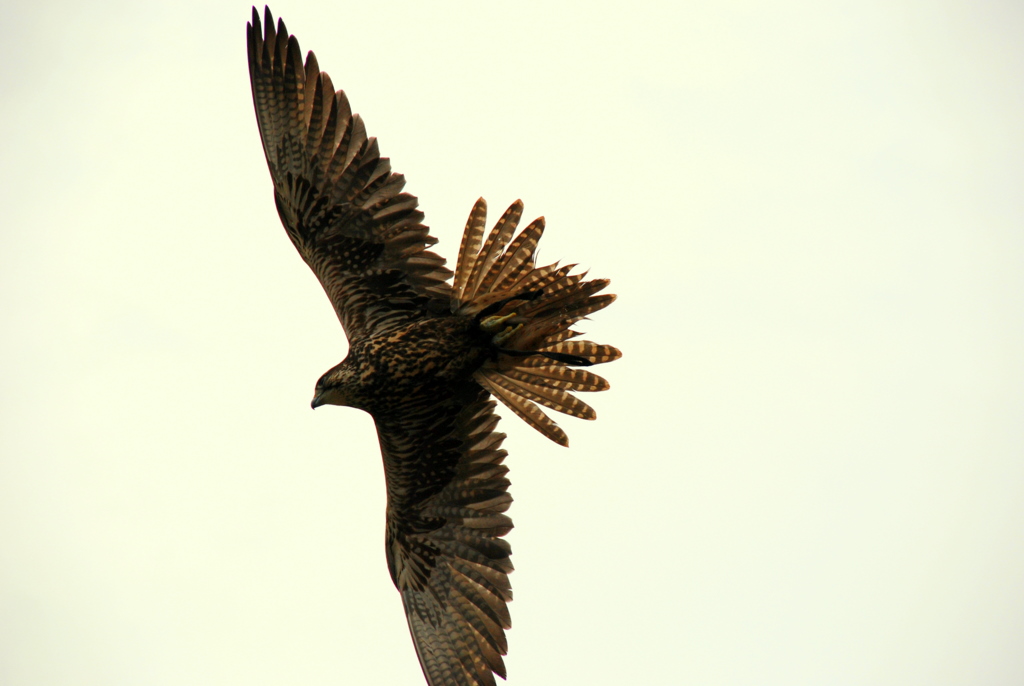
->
left=480, top=312, right=524, bottom=347
left=479, top=312, right=518, bottom=334
left=478, top=289, right=544, bottom=345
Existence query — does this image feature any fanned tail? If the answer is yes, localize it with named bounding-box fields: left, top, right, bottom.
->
left=452, top=199, right=621, bottom=447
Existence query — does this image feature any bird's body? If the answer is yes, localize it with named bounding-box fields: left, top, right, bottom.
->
left=313, top=315, right=490, bottom=415
left=247, top=7, right=620, bottom=684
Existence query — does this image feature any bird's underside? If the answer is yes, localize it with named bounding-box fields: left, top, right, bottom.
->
left=247, top=7, right=620, bottom=685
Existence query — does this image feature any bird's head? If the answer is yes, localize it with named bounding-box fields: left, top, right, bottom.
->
left=310, top=361, right=359, bottom=410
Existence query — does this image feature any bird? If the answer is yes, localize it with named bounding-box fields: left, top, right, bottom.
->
left=246, top=7, right=620, bottom=685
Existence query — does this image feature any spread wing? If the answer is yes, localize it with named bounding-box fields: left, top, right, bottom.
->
left=247, top=7, right=451, bottom=342
left=376, top=384, right=514, bottom=686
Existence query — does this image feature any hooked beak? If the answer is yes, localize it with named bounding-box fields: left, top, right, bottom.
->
left=311, top=391, right=325, bottom=409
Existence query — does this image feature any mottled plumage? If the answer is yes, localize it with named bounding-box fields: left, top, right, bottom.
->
left=246, top=7, right=620, bottom=685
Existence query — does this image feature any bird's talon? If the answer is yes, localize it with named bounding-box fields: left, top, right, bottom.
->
left=493, top=323, right=522, bottom=347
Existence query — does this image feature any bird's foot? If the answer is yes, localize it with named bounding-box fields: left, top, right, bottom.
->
left=480, top=312, right=517, bottom=334
left=492, top=323, right=523, bottom=347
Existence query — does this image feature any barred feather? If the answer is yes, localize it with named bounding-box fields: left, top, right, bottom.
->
left=505, top=263, right=575, bottom=300
left=448, top=199, right=619, bottom=444
left=503, top=365, right=610, bottom=392
left=541, top=340, right=622, bottom=364
left=516, top=296, right=618, bottom=350
left=454, top=198, right=488, bottom=303
left=248, top=8, right=452, bottom=340
left=464, top=202, right=522, bottom=301
left=482, top=371, right=596, bottom=420
left=541, top=328, right=582, bottom=345
left=517, top=278, right=608, bottom=318
left=476, top=372, right=569, bottom=447
left=488, top=218, right=544, bottom=292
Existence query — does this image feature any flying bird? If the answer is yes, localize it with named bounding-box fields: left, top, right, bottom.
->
left=246, top=7, right=620, bottom=685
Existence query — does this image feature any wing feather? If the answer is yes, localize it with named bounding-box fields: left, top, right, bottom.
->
left=376, top=386, right=515, bottom=686
left=247, top=8, right=451, bottom=342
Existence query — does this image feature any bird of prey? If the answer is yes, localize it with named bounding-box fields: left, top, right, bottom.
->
left=246, top=7, right=620, bottom=685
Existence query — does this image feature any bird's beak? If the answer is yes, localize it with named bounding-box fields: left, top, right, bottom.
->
left=311, top=392, right=324, bottom=410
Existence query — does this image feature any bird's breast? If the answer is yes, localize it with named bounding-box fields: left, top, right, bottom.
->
left=347, top=316, right=489, bottom=414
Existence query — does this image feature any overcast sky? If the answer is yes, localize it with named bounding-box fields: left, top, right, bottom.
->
left=2, top=1, right=1023, bottom=684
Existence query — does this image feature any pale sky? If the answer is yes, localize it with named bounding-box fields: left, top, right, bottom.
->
left=2, top=1, right=1022, bottom=684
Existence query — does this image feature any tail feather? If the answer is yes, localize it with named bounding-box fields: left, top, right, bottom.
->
left=525, top=294, right=617, bottom=335
left=517, top=280, right=610, bottom=324
left=477, top=373, right=570, bottom=447
left=540, top=328, right=582, bottom=345
left=510, top=338, right=621, bottom=368
left=501, top=366, right=610, bottom=392
left=517, top=278, right=607, bottom=316
left=487, top=218, right=544, bottom=292
left=453, top=200, right=620, bottom=445
left=514, top=296, right=616, bottom=353
left=465, top=202, right=523, bottom=300
left=480, top=370, right=596, bottom=420
left=508, top=264, right=575, bottom=299
left=541, top=340, right=622, bottom=364
left=454, top=198, right=488, bottom=302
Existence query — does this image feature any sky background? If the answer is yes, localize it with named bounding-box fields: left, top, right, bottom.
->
left=2, top=1, right=1023, bottom=684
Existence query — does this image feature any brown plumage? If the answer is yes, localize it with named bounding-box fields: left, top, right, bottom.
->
left=246, top=7, right=620, bottom=685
